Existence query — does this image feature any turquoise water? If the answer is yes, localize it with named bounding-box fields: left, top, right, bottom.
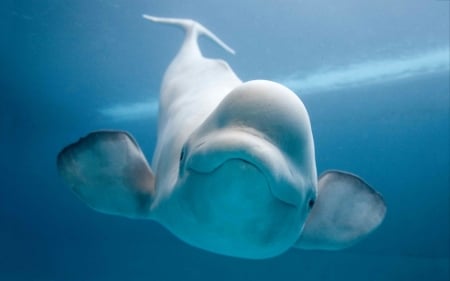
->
left=1, top=0, right=449, bottom=280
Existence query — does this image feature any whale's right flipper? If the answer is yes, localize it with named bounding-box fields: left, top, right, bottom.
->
left=57, top=131, right=155, bottom=219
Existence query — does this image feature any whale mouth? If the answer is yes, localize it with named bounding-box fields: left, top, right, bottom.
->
left=184, top=128, right=301, bottom=207
left=189, top=158, right=297, bottom=209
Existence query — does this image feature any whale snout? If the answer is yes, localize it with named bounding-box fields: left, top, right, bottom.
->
left=184, top=129, right=304, bottom=207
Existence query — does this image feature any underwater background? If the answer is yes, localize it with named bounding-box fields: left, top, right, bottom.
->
left=1, top=0, right=449, bottom=280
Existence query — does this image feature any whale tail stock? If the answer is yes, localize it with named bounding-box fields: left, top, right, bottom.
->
left=142, top=14, right=235, bottom=55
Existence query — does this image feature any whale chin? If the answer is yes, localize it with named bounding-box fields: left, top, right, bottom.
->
left=173, top=157, right=301, bottom=259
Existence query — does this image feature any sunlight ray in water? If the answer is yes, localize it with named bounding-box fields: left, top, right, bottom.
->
left=99, top=99, right=159, bottom=121
left=279, top=47, right=450, bottom=94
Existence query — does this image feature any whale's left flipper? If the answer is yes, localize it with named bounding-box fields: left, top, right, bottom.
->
left=57, top=131, right=155, bottom=218
left=295, top=171, right=386, bottom=250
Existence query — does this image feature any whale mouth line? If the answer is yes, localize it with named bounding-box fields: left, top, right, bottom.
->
left=187, top=158, right=298, bottom=209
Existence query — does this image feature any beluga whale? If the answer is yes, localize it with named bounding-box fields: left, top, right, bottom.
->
left=57, top=15, right=386, bottom=259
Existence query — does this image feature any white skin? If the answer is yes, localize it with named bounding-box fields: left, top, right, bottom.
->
left=57, top=16, right=386, bottom=259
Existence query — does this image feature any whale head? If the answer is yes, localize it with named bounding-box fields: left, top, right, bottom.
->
left=169, top=80, right=318, bottom=258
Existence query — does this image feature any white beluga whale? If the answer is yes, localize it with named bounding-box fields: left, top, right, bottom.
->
left=57, top=15, right=386, bottom=259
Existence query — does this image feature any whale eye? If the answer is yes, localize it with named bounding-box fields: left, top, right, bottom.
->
left=178, top=147, right=187, bottom=177
left=308, top=199, right=315, bottom=209
left=180, top=148, right=185, bottom=161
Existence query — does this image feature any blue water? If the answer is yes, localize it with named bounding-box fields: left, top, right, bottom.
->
left=1, top=0, right=449, bottom=280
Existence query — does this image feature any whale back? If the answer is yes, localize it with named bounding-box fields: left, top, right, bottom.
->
left=142, top=16, right=242, bottom=205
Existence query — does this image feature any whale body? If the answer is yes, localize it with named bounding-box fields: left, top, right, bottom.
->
left=57, top=15, right=386, bottom=259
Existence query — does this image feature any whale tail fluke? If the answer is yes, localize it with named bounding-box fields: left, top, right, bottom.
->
left=142, top=14, right=235, bottom=55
